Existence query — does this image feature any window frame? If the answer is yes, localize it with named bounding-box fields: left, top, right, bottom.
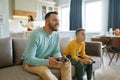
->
left=82, top=0, right=102, bottom=33
left=59, top=3, right=70, bottom=31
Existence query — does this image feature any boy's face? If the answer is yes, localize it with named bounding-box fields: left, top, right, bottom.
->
left=76, top=31, right=86, bottom=42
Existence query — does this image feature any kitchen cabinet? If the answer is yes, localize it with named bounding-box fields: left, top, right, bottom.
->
left=36, top=0, right=56, bottom=20
left=15, top=0, right=37, bottom=12
left=14, top=10, right=37, bottom=19
left=13, top=0, right=37, bottom=19
left=41, top=5, right=54, bottom=20
left=9, top=0, right=14, bottom=19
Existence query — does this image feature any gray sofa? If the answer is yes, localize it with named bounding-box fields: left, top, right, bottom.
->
left=0, top=37, right=102, bottom=80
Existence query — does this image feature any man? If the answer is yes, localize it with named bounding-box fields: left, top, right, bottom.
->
left=22, top=12, right=72, bottom=80
left=63, top=29, right=94, bottom=80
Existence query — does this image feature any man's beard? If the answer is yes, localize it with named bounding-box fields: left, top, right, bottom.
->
left=49, top=23, right=58, bottom=31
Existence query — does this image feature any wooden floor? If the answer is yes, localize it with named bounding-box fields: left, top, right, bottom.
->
left=83, top=54, right=120, bottom=80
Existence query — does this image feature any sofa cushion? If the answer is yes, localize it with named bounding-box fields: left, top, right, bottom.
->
left=0, top=37, right=13, bottom=68
left=60, top=37, right=72, bottom=54
left=0, top=65, right=75, bottom=80
left=12, top=38, right=27, bottom=65
left=0, top=65, right=40, bottom=80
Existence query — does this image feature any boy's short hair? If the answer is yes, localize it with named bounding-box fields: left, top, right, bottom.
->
left=75, top=28, right=85, bottom=35
left=45, top=11, right=58, bottom=20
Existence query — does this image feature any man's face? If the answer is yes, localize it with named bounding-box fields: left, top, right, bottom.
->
left=76, top=31, right=86, bottom=42
left=46, top=14, right=59, bottom=31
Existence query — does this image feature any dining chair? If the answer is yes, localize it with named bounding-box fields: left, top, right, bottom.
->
left=100, top=37, right=112, bottom=58
left=106, top=37, right=120, bottom=65
left=91, top=37, right=111, bottom=59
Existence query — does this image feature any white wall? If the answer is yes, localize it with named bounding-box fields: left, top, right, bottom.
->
left=101, top=0, right=109, bottom=35
left=59, top=31, right=75, bottom=39
left=59, top=31, right=100, bottom=41
left=15, top=0, right=37, bottom=12
left=55, top=0, right=70, bottom=5
left=9, top=18, right=27, bottom=33
left=0, top=0, right=9, bottom=38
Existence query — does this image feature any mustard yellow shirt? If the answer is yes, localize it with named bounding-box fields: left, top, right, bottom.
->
left=63, top=39, right=90, bottom=61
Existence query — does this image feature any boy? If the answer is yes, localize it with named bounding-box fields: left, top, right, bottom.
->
left=63, top=28, right=94, bottom=80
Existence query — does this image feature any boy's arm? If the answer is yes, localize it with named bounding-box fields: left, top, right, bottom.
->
left=70, top=45, right=81, bottom=61
left=80, top=43, right=91, bottom=59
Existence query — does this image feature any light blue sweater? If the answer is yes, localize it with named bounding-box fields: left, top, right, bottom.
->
left=22, top=27, right=61, bottom=66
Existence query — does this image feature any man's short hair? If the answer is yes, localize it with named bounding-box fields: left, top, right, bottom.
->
left=75, top=28, right=85, bottom=35
left=45, top=11, right=58, bottom=20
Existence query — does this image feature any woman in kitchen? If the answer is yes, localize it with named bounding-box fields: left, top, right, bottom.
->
left=20, top=15, right=34, bottom=31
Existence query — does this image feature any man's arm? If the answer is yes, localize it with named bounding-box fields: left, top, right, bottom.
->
left=22, top=31, right=49, bottom=66
left=51, top=33, right=61, bottom=57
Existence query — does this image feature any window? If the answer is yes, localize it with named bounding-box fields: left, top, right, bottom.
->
left=49, top=7, right=53, bottom=12
left=83, top=0, right=102, bottom=33
left=42, top=6, right=47, bottom=20
left=59, top=5, right=70, bottom=31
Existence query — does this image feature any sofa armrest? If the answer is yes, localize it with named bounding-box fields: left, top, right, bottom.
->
left=85, top=42, right=103, bottom=72
left=85, top=42, right=102, bottom=57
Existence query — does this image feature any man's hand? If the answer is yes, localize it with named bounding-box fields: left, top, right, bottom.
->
left=49, top=57, right=63, bottom=66
left=49, top=56, right=69, bottom=66
left=56, top=56, right=69, bottom=62
left=59, top=55, right=69, bottom=64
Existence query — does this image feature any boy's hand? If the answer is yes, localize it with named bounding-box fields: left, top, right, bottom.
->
left=79, top=58, right=95, bottom=64
left=90, top=58, right=96, bottom=63
left=78, top=59, right=90, bottom=64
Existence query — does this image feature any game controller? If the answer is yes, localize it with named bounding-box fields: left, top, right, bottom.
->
left=56, top=57, right=69, bottom=62
left=89, top=59, right=95, bottom=64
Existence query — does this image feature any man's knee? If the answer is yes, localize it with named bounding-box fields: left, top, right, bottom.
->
left=62, top=61, right=71, bottom=68
left=36, top=66, right=50, bottom=74
left=37, top=66, right=58, bottom=80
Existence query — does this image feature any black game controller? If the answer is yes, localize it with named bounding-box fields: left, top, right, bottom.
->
left=56, top=57, right=69, bottom=62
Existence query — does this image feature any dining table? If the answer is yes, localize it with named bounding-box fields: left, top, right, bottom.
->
left=91, top=35, right=120, bottom=65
